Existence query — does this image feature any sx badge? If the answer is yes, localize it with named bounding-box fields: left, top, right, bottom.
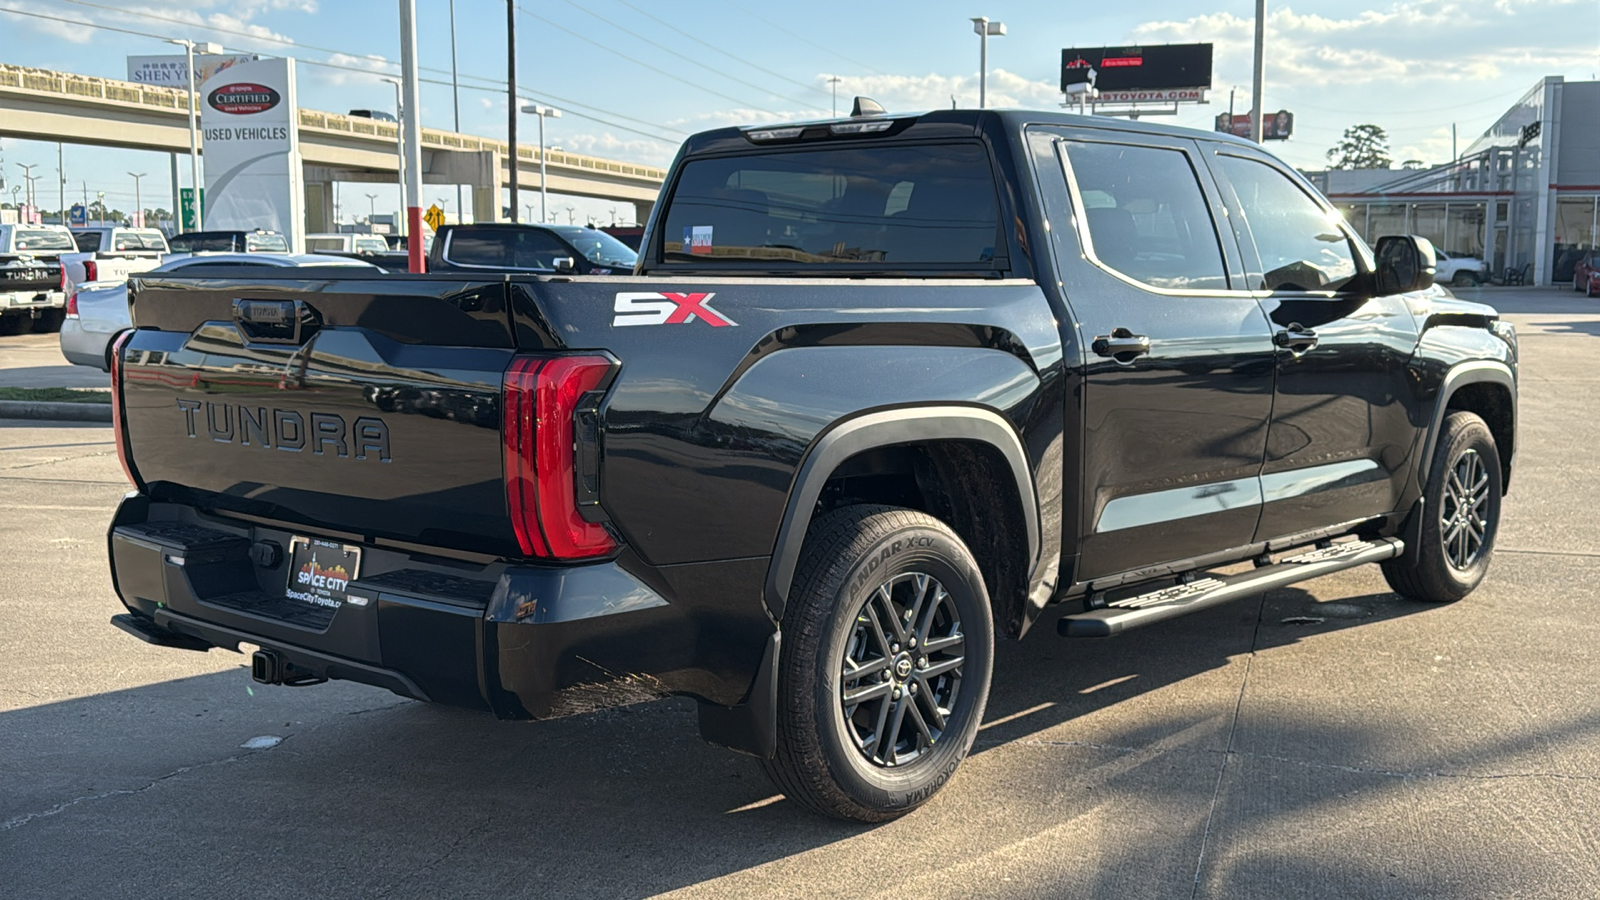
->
left=612, top=292, right=737, bottom=328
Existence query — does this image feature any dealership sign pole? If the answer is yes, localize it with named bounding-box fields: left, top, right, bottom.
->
left=1251, top=0, right=1266, bottom=143
left=399, top=0, right=426, bottom=272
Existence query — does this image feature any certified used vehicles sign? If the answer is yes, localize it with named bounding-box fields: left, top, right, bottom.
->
left=207, top=82, right=281, bottom=115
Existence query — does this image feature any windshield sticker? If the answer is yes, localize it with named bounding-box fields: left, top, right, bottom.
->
left=683, top=225, right=714, bottom=255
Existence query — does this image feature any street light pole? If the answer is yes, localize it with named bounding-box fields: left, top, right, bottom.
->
left=1250, top=0, right=1266, bottom=143
left=166, top=39, right=219, bottom=232
left=16, top=163, right=36, bottom=210
left=128, top=172, right=147, bottom=227
left=448, top=0, right=465, bottom=222
left=970, top=17, right=1006, bottom=109
left=365, top=192, right=377, bottom=228
left=381, top=77, right=408, bottom=215
left=507, top=0, right=518, bottom=223
left=96, top=191, right=105, bottom=226
left=521, top=105, right=560, bottom=223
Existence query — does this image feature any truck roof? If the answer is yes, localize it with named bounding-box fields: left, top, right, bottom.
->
left=678, top=108, right=1262, bottom=158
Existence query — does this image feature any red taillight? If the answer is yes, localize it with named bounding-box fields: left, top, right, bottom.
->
left=503, top=354, right=617, bottom=559
left=108, top=330, right=137, bottom=487
left=64, top=290, right=79, bottom=317
left=84, top=260, right=98, bottom=282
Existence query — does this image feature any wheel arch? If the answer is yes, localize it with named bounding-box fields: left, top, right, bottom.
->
left=1423, top=361, right=1516, bottom=492
left=764, top=406, right=1040, bottom=637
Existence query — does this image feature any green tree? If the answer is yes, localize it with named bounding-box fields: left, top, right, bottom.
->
left=1326, top=124, right=1393, bottom=170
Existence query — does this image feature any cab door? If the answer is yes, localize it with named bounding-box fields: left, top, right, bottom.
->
left=1200, top=147, right=1422, bottom=542
left=1032, top=128, right=1277, bottom=582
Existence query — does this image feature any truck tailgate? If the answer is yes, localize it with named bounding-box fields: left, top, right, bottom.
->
left=121, top=272, right=524, bottom=556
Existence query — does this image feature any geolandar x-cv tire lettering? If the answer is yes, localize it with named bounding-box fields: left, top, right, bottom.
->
left=1383, top=410, right=1503, bottom=602
left=762, top=505, right=995, bottom=822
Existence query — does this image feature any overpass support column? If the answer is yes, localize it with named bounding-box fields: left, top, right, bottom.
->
left=632, top=200, right=655, bottom=227
left=304, top=181, right=335, bottom=234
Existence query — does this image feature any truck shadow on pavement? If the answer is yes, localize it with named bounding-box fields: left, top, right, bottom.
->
left=4, top=584, right=1589, bottom=899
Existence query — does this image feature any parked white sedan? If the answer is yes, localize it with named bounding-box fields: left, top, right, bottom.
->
left=59, top=253, right=380, bottom=371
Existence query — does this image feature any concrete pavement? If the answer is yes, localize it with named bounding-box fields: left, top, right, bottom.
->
left=1, top=286, right=1597, bottom=898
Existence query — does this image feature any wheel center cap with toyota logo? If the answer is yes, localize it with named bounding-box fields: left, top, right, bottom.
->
left=208, top=83, right=281, bottom=115
left=894, top=654, right=915, bottom=680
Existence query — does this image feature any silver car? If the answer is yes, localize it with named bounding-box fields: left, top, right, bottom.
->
left=60, top=253, right=380, bottom=371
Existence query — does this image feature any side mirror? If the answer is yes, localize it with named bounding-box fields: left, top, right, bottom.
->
left=552, top=256, right=577, bottom=274
left=1373, top=235, right=1437, bottom=295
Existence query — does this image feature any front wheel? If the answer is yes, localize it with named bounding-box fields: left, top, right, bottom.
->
left=1451, top=271, right=1479, bottom=288
left=762, top=505, right=994, bottom=822
left=1382, top=411, right=1502, bottom=602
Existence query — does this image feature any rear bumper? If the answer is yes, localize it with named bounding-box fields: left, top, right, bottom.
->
left=108, top=495, right=777, bottom=748
left=0, top=288, right=63, bottom=311
left=60, top=318, right=112, bottom=370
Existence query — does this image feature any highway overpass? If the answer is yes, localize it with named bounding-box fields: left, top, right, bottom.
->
left=0, top=64, right=667, bottom=228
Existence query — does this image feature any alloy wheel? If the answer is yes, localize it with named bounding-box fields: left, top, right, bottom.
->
left=836, top=572, right=965, bottom=768
left=1440, top=448, right=1491, bottom=570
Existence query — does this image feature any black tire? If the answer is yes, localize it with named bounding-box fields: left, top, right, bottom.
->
left=1451, top=271, right=1479, bottom=288
left=0, top=314, right=33, bottom=336
left=1382, top=411, right=1501, bottom=602
left=761, top=505, right=994, bottom=822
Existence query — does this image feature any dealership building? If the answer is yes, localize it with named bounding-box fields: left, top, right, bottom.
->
left=1303, top=76, right=1598, bottom=286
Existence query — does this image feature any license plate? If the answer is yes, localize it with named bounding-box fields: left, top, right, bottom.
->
left=284, top=537, right=361, bottom=609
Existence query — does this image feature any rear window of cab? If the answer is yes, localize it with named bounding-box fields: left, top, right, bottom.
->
left=655, top=142, right=1002, bottom=270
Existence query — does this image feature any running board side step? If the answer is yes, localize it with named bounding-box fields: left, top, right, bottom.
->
left=1057, top=538, right=1404, bottom=638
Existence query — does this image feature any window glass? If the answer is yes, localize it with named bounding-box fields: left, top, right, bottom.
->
left=138, top=233, right=170, bottom=252
left=354, top=237, right=389, bottom=254
left=246, top=233, right=289, bottom=252
left=306, top=238, right=345, bottom=252
left=445, top=229, right=569, bottom=269
left=15, top=228, right=74, bottom=252
left=1061, top=141, right=1228, bottom=291
left=1214, top=155, right=1357, bottom=292
left=549, top=226, right=637, bottom=267
left=658, top=143, right=1000, bottom=267
left=72, top=231, right=101, bottom=251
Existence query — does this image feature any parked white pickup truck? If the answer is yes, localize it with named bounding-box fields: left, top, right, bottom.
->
left=59, top=226, right=171, bottom=299
left=1434, top=248, right=1489, bottom=287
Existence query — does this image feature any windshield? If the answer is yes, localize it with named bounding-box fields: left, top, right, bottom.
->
left=550, top=227, right=637, bottom=267
left=15, top=228, right=75, bottom=252
left=656, top=142, right=1000, bottom=268
left=247, top=233, right=289, bottom=252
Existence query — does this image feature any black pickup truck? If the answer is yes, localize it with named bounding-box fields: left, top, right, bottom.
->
left=108, top=109, right=1516, bottom=822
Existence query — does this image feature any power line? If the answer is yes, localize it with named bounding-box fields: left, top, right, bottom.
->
left=714, top=0, right=888, bottom=76
left=554, top=0, right=827, bottom=112
left=3, top=4, right=683, bottom=143
left=611, top=0, right=833, bottom=101
left=514, top=4, right=782, bottom=114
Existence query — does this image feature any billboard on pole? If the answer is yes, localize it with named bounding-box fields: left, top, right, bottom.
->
left=199, top=57, right=304, bottom=251
left=1061, top=44, right=1213, bottom=102
left=127, top=54, right=258, bottom=89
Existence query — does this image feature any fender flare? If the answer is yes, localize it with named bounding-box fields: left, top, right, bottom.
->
left=763, top=405, right=1040, bottom=621
left=1418, top=359, right=1516, bottom=485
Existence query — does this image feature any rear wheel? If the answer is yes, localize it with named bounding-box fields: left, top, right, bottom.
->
left=762, top=505, right=994, bottom=822
left=1451, top=270, right=1479, bottom=288
left=0, top=314, right=33, bottom=336
left=32, top=309, right=65, bottom=334
left=1382, top=411, right=1501, bottom=602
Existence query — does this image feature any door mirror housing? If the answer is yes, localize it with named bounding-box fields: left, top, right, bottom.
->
left=552, top=256, right=577, bottom=274
left=1373, top=235, right=1437, bottom=295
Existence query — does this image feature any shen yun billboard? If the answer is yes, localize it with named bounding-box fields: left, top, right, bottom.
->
left=199, top=57, right=305, bottom=251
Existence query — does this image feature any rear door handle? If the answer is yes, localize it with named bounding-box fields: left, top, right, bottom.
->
left=1273, top=324, right=1318, bottom=354
left=1091, top=328, right=1151, bottom=363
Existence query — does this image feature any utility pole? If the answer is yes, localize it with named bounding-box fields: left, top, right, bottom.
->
left=828, top=76, right=842, bottom=117
left=56, top=143, right=65, bottom=222
left=507, top=0, right=519, bottom=223
left=128, top=172, right=147, bottom=227
left=449, top=0, right=466, bottom=221
left=1250, top=0, right=1266, bottom=143
left=970, top=17, right=1006, bottom=109
left=399, top=0, right=426, bottom=272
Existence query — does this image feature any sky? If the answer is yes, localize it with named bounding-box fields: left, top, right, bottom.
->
left=0, top=0, right=1596, bottom=227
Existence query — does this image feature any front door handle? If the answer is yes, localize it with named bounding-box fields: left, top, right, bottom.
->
left=1273, top=324, right=1319, bottom=354
left=1091, top=328, right=1151, bottom=363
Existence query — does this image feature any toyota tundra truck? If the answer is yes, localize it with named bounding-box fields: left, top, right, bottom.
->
left=0, top=223, right=73, bottom=334
left=106, top=108, right=1517, bottom=822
